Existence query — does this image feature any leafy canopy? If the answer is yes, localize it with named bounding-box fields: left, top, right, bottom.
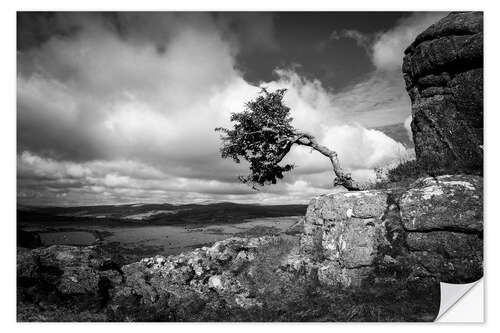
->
left=215, top=88, right=298, bottom=186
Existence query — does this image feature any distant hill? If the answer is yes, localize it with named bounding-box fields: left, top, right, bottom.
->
left=17, top=202, right=308, bottom=227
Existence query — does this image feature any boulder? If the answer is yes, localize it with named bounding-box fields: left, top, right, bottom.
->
left=403, top=12, right=483, bottom=173
left=300, top=190, right=391, bottom=288
left=299, top=174, right=483, bottom=288
left=400, top=175, right=483, bottom=283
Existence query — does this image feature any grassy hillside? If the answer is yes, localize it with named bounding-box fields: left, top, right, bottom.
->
left=18, top=202, right=307, bottom=227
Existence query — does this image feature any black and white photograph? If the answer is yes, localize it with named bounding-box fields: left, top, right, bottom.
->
left=15, top=9, right=483, bottom=322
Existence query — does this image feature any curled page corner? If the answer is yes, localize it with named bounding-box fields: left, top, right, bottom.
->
left=436, top=279, right=483, bottom=322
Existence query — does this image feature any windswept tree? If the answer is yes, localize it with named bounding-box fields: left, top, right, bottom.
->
left=215, top=88, right=358, bottom=190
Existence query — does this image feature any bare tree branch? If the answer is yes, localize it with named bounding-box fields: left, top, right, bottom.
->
left=293, top=131, right=358, bottom=190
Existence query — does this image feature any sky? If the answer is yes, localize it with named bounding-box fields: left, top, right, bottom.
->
left=17, top=11, right=448, bottom=206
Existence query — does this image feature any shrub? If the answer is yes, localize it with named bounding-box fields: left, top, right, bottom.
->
left=387, top=160, right=425, bottom=183
left=387, top=157, right=483, bottom=185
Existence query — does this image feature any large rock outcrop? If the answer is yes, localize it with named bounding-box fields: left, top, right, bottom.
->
left=299, top=174, right=483, bottom=289
left=403, top=12, right=483, bottom=173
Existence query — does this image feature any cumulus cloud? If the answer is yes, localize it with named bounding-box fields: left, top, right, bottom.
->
left=18, top=12, right=416, bottom=205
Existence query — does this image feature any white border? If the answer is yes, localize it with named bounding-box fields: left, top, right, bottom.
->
left=2, top=0, right=498, bottom=331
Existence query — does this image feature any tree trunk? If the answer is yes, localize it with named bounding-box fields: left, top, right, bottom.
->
left=294, top=131, right=359, bottom=191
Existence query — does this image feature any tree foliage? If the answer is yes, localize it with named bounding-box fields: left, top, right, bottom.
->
left=215, top=88, right=358, bottom=190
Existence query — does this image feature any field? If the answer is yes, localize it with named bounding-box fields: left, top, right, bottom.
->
left=18, top=202, right=306, bottom=264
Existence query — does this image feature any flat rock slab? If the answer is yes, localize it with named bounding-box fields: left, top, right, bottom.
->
left=400, top=175, right=483, bottom=232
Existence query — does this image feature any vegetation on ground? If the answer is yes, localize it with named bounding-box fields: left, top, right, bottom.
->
left=197, top=237, right=438, bottom=322
left=374, top=157, right=483, bottom=190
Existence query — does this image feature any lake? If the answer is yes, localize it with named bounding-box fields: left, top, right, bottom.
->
left=33, top=216, right=302, bottom=257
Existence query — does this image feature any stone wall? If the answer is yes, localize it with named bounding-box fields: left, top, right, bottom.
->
left=17, top=236, right=282, bottom=321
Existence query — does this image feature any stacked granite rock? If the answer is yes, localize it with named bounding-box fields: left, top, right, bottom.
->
left=403, top=11, right=483, bottom=173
